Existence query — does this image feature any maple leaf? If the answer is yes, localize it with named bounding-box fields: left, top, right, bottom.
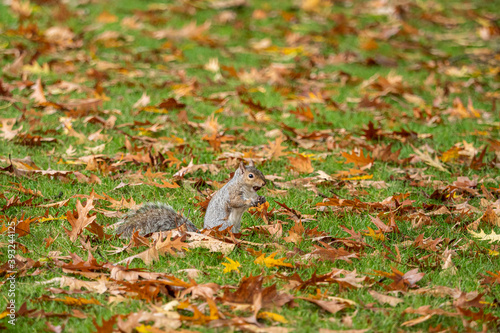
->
left=254, top=252, right=293, bottom=268
left=64, top=196, right=97, bottom=242
left=222, top=257, right=241, bottom=273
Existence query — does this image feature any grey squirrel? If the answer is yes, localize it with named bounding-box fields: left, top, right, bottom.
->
left=114, top=161, right=267, bottom=238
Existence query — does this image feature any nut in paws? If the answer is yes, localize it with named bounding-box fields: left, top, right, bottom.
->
left=254, top=196, right=266, bottom=206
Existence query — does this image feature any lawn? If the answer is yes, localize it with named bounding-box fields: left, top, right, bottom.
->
left=0, top=0, right=499, bottom=332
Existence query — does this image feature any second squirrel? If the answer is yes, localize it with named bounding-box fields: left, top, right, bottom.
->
left=114, top=161, right=267, bottom=237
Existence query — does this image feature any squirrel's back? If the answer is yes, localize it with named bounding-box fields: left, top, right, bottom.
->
left=203, top=177, right=233, bottom=230
left=115, top=202, right=198, bottom=238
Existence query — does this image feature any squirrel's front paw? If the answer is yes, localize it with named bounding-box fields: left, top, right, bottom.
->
left=252, top=196, right=266, bottom=207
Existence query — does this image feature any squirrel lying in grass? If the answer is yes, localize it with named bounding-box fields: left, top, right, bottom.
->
left=114, top=161, right=267, bottom=237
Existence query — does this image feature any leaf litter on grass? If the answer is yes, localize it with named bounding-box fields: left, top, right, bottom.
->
left=0, top=0, right=500, bottom=332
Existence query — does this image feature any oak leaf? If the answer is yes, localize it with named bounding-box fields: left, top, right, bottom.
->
left=64, top=196, right=97, bottom=242
left=265, top=136, right=288, bottom=160
left=373, top=267, right=424, bottom=291
left=254, top=252, right=293, bottom=268
left=287, top=155, right=314, bottom=174
left=341, top=149, right=374, bottom=167
left=468, top=229, right=500, bottom=243
left=222, top=257, right=241, bottom=273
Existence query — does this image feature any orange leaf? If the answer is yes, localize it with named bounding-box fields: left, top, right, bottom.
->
left=64, top=196, right=97, bottom=242
left=287, top=155, right=314, bottom=174
left=341, top=149, right=374, bottom=167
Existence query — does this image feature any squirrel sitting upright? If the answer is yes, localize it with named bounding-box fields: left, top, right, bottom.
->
left=114, top=161, right=267, bottom=238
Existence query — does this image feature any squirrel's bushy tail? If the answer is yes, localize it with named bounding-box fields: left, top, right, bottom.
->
left=114, top=202, right=198, bottom=238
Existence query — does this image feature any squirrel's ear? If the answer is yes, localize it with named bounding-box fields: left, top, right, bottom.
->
left=248, top=160, right=255, bottom=167
left=239, top=162, right=246, bottom=173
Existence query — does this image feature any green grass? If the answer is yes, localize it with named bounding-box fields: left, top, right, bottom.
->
left=1, top=0, right=500, bottom=332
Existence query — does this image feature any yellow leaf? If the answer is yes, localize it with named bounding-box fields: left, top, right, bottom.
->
left=489, top=249, right=499, bottom=256
left=363, top=227, right=385, bottom=241
left=23, top=62, right=50, bottom=74
left=301, top=0, right=321, bottom=12
left=38, top=215, right=67, bottom=223
left=343, top=174, right=374, bottom=181
left=257, top=311, right=288, bottom=323
left=468, top=229, right=500, bottom=244
left=136, top=324, right=155, bottom=333
left=97, top=11, right=118, bottom=23
left=0, top=311, right=8, bottom=320
left=140, top=106, right=168, bottom=114
left=440, top=146, right=461, bottom=162
left=222, top=257, right=240, bottom=273
left=254, top=252, right=293, bottom=268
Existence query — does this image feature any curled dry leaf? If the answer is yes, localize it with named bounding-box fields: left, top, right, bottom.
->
left=185, top=231, right=236, bottom=255
left=368, top=290, right=403, bottom=307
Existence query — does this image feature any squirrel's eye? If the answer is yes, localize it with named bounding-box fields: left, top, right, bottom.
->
left=248, top=174, right=254, bottom=178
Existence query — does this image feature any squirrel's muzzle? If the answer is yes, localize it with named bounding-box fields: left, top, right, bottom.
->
left=253, top=180, right=266, bottom=191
